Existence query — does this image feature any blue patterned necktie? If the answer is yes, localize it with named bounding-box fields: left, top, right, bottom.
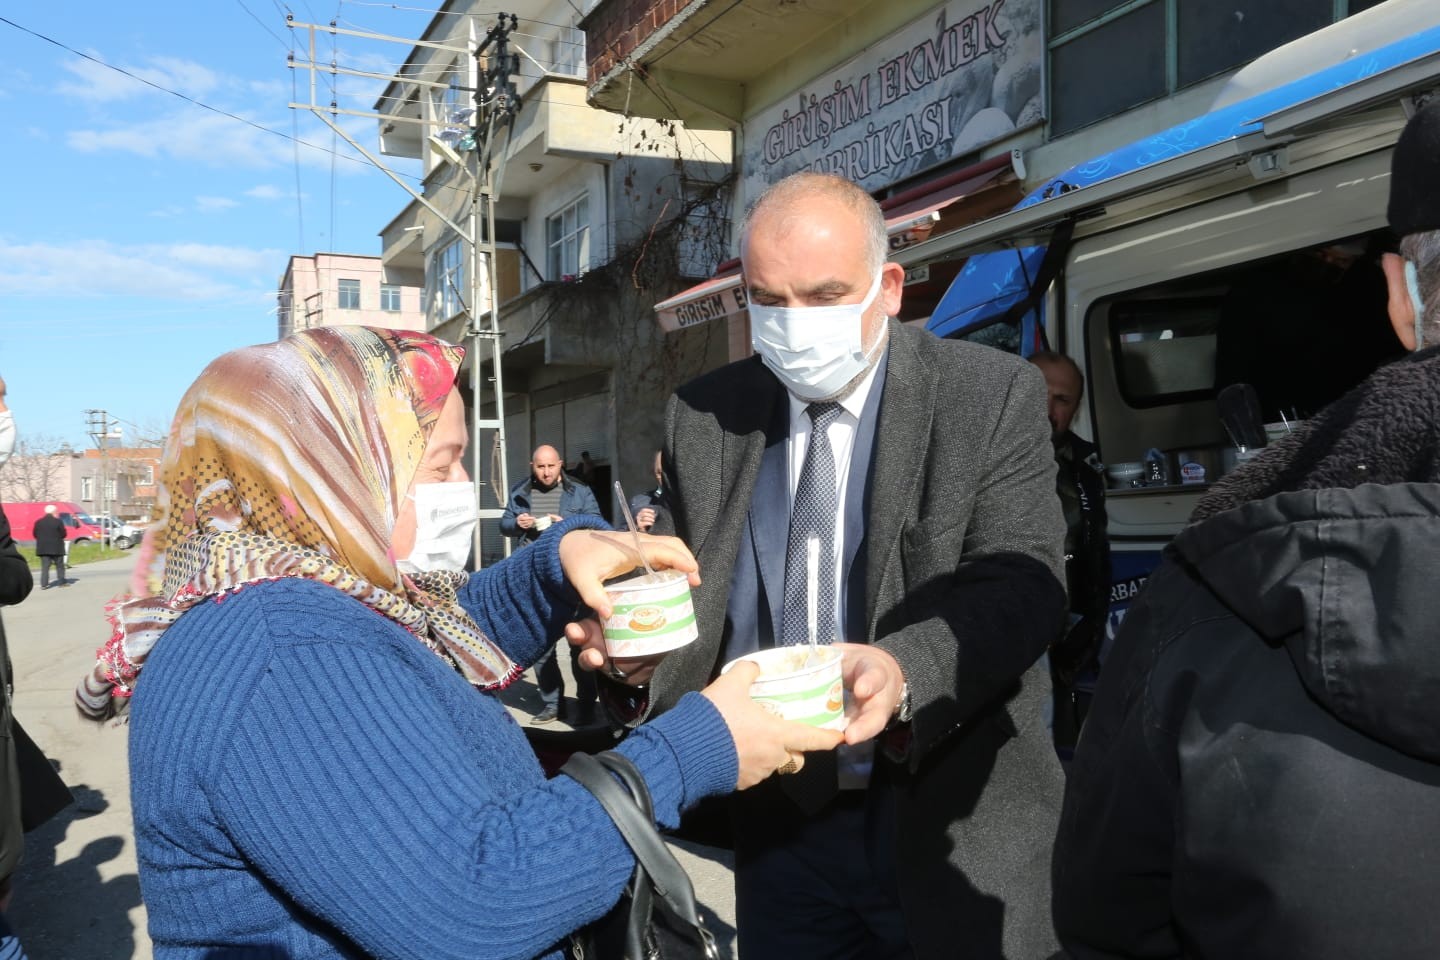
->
left=781, top=402, right=843, bottom=648
left=778, top=401, right=844, bottom=813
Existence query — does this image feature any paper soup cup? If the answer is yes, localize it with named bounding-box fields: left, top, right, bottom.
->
left=601, top=570, right=699, bottom=657
left=722, top=646, right=846, bottom=730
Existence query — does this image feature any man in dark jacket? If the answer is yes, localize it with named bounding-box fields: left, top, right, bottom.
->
left=500, top=444, right=605, bottom=725
left=2, top=506, right=72, bottom=955
left=31, top=506, right=67, bottom=590
left=0, top=507, right=30, bottom=956
left=498, top=445, right=602, bottom=546
left=590, top=172, right=1066, bottom=959
left=1029, top=352, right=1110, bottom=759
left=1053, top=103, right=1440, bottom=960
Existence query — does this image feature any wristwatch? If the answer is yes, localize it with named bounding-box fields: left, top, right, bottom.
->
left=891, top=681, right=912, bottom=725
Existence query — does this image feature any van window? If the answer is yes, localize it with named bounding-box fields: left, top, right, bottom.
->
left=957, top=321, right=1022, bottom=356
left=61, top=513, right=78, bottom=528
left=1086, top=230, right=1405, bottom=469
left=1109, top=297, right=1220, bottom=407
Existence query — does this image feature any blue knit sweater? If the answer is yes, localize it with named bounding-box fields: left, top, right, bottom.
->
left=128, top=522, right=737, bottom=959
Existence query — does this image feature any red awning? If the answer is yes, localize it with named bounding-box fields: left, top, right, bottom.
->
left=654, top=264, right=745, bottom=333
left=882, top=152, right=1016, bottom=251
left=655, top=153, right=1017, bottom=332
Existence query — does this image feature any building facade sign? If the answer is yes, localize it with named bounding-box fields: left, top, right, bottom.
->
left=742, top=0, right=1041, bottom=199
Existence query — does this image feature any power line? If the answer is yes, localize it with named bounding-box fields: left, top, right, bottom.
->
left=235, top=0, right=293, bottom=49
left=0, top=14, right=420, bottom=183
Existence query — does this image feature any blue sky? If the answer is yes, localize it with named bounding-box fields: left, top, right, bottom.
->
left=0, top=1, right=444, bottom=449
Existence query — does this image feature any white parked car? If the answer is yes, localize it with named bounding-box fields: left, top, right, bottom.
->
left=95, top=516, right=145, bottom=549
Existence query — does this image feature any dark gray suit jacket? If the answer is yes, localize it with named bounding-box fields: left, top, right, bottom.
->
left=654, top=320, right=1068, bottom=958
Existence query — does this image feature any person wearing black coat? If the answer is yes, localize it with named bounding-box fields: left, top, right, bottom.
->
left=1030, top=352, right=1111, bottom=758
left=0, top=508, right=72, bottom=955
left=31, top=508, right=66, bottom=590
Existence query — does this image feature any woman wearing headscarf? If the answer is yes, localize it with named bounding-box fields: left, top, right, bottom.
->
left=76, top=327, right=839, bottom=959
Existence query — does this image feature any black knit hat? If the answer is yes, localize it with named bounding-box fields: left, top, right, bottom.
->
left=1389, top=102, right=1440, bottom=237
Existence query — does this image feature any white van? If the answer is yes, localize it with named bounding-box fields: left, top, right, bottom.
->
left=905, top=3, right=1440, bottom=633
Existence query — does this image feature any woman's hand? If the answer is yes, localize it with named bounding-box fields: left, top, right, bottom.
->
left=566, top=618, right=664, bottom=687
left=701, top=660, right=845, bottom=790
left=557, top=528, right=700, bottom=619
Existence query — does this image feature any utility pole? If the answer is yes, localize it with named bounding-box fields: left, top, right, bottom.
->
left=464, top=13, right=521, bottom=562
left=84, top=409, right=120, bottom=543
left=287, top=13, right=525, bottom=567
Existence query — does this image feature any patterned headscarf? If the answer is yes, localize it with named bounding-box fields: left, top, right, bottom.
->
left=76, top=326, right=519, bottom=721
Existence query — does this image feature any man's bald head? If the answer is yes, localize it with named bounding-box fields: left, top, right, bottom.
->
left=531, top=445, right=563, bottom=487
left=742, top=172, right=888, bottom=276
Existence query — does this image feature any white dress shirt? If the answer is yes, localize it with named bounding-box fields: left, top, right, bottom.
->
left=784, top=352, right=886, bottom=787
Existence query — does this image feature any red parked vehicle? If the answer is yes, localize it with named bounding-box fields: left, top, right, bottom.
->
left=1, top=501, right=104, bottom=545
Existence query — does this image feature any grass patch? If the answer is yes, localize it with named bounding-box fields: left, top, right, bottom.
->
left=17, top=542, right=131, bottom=570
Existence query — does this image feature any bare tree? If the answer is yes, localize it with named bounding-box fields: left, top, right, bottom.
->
left=0, top=434, right=71, bottom=502
left=125, top=418, right=171, bottom=449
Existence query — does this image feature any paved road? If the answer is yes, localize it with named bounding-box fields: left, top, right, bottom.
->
left=3, top=555, right=738, bottom=959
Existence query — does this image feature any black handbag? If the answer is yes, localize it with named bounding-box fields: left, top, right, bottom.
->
left=560, top=751, right=719, bottom=960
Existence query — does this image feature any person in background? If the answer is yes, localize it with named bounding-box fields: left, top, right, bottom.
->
left=32, top=507, right=67, bottom=590
left=1028, top=352, right=1110, bottom=761
left=1052, top=103, right=1440, bottom=960
left=75, top=326, right=840, bottom=960
left=584, top=172, right=1067, bottom=959
left=0, top=393, right=72, bottom=960
left=0, top=510, right=34, bottom=960
left=501, top=444, right=605, bottom=725
left=570, top=450, right=598, bottom=489
left=501, top=445, right=602, bottom=547
left=0, top=377, right=13, bottom=469
left=630, top=450, right=670, bottom=533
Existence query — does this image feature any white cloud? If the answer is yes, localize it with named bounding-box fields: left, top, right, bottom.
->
left=248, top=78, right=288, bottom=99
left=57, top=54, right=220, bottom=103
left=245, top=184, right=284, bottom=200
left=0, top=239, right=283, bottom=300
left=169, top=243, right=276, bottom=273
left=63, top=105, right=389, bottom=174
left=195, top=196, right=239, bottom=212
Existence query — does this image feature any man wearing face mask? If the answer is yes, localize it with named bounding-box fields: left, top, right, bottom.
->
left=1051, top=103, right=1440, bottom=960
left=588, top=172, right=1067, bottom=958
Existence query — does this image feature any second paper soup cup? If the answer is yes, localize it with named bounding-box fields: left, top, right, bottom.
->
left=722, top=646, right=846, bottom=730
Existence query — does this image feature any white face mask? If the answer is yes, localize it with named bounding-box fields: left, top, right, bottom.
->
left=1405, top=259, right=1426, bottom=350
left=398, top=481, right=478, bottom=574
left=749, top=271, right=884, bottom=401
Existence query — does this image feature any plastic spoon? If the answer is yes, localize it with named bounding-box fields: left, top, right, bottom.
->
left=613, top=481, right=656, bottom=578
